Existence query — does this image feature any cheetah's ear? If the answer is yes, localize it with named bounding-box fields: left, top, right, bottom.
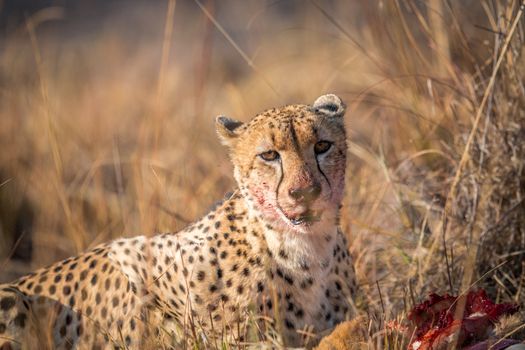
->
left=312, top=94, right=346, bottom=118
left=216, top=115, right=244, bottom=145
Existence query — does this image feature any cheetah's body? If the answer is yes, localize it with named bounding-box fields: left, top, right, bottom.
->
left=0, top=94, right=357, bottom=349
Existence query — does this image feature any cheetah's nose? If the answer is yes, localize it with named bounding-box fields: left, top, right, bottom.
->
left=288, top=183, right=321, bottom=203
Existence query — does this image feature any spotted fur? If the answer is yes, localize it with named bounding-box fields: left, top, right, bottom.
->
left=0, top=94, right=358, bottom=349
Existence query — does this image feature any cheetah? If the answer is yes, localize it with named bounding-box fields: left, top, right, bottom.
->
left=0, top=94, right=358, bottom=349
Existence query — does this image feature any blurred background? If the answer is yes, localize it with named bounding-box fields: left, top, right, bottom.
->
left=0, top=0, right=523, bottom=345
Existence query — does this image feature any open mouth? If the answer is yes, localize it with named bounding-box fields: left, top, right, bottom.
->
left=288, top=210, right=321, bottom=226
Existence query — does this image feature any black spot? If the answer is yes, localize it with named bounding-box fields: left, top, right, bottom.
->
left=197, top=271, right=206, bottom=281
left=300, top=277, right=314, bottom=289
left=242, top=267, right=250, bottom=277
left=34, top=285, right=42, bottom=294
left=65, top=273, right=73, bottom=282
left=63, top=286, right=71, bottom=295
left=79, top=270, right=88, bottom=280
left=14, top=313, right=26, bottom=327
left=237, top=285, right=244, bottom=294
left=209, top=285, right=217, bottom=293
left=66, top=314, right=73, bottom=325
left=257, top=282, right=264, bottom=292
left=287, top=302, right=294, bottom=312
left=49, top=285, right=56, bottom=295
left=91, top=274, right=98, bottom=285
left=217, top=268, right=223, bottom=279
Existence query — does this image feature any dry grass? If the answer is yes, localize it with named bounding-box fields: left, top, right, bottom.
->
left=0, top=0, right=524, bottom=348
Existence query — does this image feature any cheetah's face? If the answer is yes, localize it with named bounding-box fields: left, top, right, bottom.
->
left=216, top=94, right=347, bottom=233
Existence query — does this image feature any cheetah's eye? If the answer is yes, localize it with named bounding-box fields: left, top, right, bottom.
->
left=314, top=141, right=332, bottom=155
left=259, top=150, right=280, bottom=161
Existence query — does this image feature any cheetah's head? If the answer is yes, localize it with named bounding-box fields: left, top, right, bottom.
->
left=216, top=94, right=347, bottom=234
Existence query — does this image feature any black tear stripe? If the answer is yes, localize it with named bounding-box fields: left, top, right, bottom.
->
left=275, top=158, right=286, bottom=218
left=314, top=117, right=333, bottom=191
left=316, top=156, right=332, bottom=191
